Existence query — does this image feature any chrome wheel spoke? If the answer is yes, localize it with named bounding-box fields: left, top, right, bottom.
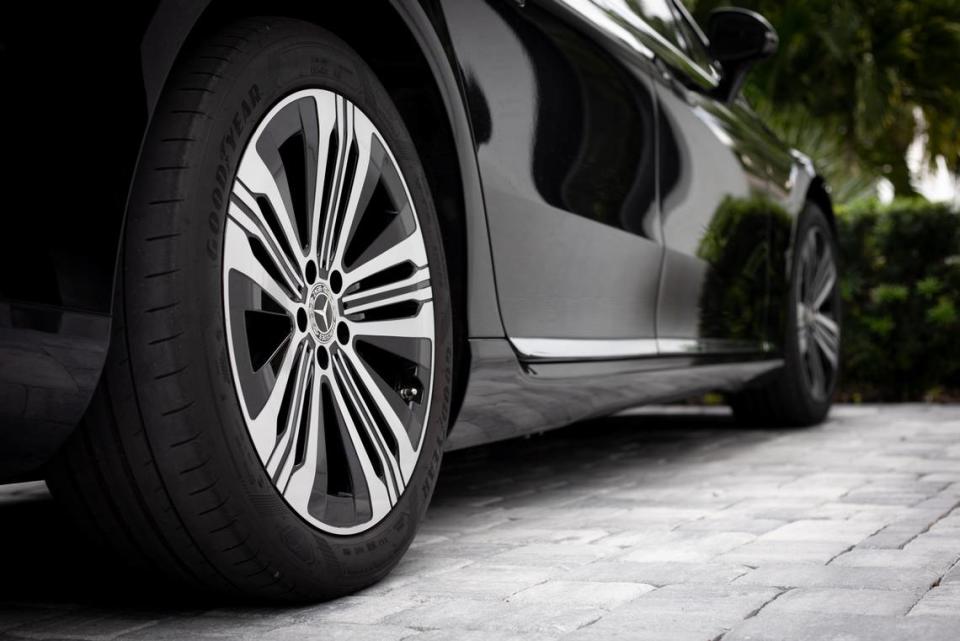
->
left=328, top=356, right=395, bottom=519
left=343, top=265, right=430, bottom=305
left=797, top=302, right=810, bottom=355
left=245, top=337, right=305, bottom=461
left=343, top=267, right=432, bottom=317
left=223, top=220, right=300, bottom=315
left=236, top=142, right=306, bottom=278
left=806, top=342, right=826, bottom=396
left=266, top=342, right=314, bottom=486
left=812, top=313, right=840, bottom=367
left=307, top=92, right=339, bottom=259
left=319, top=99, right=377, bottom=271
left=349, top=301, right=435, bottom=340
left=800, top=231, right=818, bottom=305
left=281, top=363, right=323, bottom=512
left=811, top=252, right=837, bottom=310
left=340, top=344, right=420, bottom=478
left=343, top=232, right=428, bottom=288
left=230, top=181, right=304, bottom=297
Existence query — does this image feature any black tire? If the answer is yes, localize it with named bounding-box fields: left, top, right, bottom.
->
left=46, top=18, right=452, bottom=601
left=729, top=202, right=841, bottom=427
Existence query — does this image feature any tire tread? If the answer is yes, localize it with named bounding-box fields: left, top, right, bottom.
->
left=47, top=20, right=284, bottom=598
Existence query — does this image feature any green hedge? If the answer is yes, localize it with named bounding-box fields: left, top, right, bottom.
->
left=836, top=199, right=960, bottom=401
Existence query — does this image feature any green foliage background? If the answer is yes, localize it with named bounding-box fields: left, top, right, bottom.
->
left=685, top=0, right=960, bottom=198
left=679, top=1, right=960, bottom=400
left=836, top=200, right=960, bottom=401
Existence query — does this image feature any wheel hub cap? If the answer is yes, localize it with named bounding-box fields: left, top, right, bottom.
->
left=308, top=283, right=337, bottom=344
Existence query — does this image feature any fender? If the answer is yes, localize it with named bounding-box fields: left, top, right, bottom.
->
left=138, top=0, right=505, bottom=339
left=141, top=0, right=211, bottom=117
left=385, top=0, right=505, bottom=339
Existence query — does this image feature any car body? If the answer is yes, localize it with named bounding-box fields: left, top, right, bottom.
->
left=1, top=0, right=845, bottom=601
left=0, top=0, right=830, bottom=476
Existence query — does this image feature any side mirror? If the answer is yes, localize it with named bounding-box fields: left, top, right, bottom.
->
left=707, top=8, right=778, bottom=102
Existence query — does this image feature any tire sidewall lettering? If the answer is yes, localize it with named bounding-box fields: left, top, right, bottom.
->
left=205, top=83, right=262, bottom=263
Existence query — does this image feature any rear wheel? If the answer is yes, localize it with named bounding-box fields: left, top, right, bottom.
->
left=47, top=18, right=452, bottom=601
left=729, top=202, right=841, bottom=426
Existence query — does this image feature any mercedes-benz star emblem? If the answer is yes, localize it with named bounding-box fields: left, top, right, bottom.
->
left=314, top=295, right=333, bottom=332
left=308, top=283, right=337, bottom=343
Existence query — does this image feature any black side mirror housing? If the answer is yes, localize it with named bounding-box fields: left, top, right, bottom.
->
left=707, top=8, right=779, bottom=102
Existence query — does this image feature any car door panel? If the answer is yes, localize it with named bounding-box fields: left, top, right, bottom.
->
left=563, top=0, right=789, bottom=352
left=438, top=0, right=662, bottom=341
left=656, top=87, right=776, bottom=347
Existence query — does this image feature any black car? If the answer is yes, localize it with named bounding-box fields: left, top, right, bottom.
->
left=0, top=0, right=841, bottom=600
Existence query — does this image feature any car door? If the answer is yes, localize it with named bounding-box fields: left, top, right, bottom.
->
left=645, top=0, right=791, bottom=353
left=438, top=0, right=663, bottom=356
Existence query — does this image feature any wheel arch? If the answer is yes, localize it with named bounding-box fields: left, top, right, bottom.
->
left=136, top=0, right=508, bottom=426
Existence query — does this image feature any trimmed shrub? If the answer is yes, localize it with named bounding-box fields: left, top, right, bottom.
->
left=836, top=199, right=960, bottom=401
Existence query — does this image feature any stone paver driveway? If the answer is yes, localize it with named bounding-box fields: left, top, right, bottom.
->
left=1, top=404, right=959, bottom=640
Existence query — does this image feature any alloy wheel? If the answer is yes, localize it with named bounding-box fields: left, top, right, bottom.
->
left=222, top=89, right=435, bottom=535
left=795, top=226, right=840, bottom=401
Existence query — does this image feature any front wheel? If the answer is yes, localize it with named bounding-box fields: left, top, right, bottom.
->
left=47, top=18, right=452, bottom=601
left=729, top=202, right=841, bottom=426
